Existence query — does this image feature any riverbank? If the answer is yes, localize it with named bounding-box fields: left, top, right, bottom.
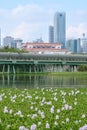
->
left=1, top=71, right=87, bottom=77
left=48, top=72, right=87, bottom=76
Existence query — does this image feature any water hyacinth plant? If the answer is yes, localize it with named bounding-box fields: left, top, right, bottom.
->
left=0, top=88, right=87, bottom=130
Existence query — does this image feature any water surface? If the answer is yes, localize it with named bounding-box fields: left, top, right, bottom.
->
left=0, top=74, right=87, bottom=88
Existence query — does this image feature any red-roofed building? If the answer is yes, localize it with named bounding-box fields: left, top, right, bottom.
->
left=22, top=42, right=68, bottom=54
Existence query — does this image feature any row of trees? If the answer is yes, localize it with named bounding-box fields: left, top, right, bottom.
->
left=0, top=47, right=26, bottom=53
left=78, top=65, right=87, bottom=71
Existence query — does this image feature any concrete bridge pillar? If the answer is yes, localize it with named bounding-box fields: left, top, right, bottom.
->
left=70, top=66, right=74, bottom=72
left=74, top=66, right=77, bottom=72
left=59, top=65, right=63, bottom=72
left=29, top=65, right=31, bottom=73
left=13, top=65, right=15, bottom=74
left=8, top=65, right=10, bottom=74
left=2, top=65, right=5, bottom=73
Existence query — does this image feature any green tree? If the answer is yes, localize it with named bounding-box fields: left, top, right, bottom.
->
left=78, top=65, right=87, bottom=71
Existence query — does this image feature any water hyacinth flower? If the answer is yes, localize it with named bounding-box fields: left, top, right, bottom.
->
left=30, top=124, right=37, bottom=130
left=75, top=90, right=80, bottom=94
left=79, top=120, right=82, bottom=123
left=26, top=95, right=32, bottom=99
left=0, top=95, right=2, bottom=101
left=4, top=106, right=8, bottom=113
left=0, top=118, right=1, bottom=123
left=74, top=101, right=77, bottom=105
left=7, top=124, right=11, bottom=128
left=40, top=103, right=44, bottom=106
left=57, top=109, right=60, bottom=113
left=21, top=99, right=24, bottom=102
left=64, top=104, right=72, bottom=110
left=35, top=96, right=39, bottom=100
left=16, top=110, right=22, bottom=115
left=46, top=122, right=50, bottom=129
left=55, top=115, right=59, bottom=120
left=50, top=106, right=54, bottom=113
left=64, top=104, right=69, bottom=110
left=30, top=106, right=33, bottom=110
left=38, top=121, right=41, bottom=126
left=45, top=101, right=52, bottom=105
left=66, top=118, right=70, bottom=123
left=42, top=97, right=45, bottom=102
left=19, top=126, right=28, bottom=130
left=69, top=105, right=72, bottom=110
left=71, top=90, right=74, bottom=95
left=41, top=113, right=45, bottom=119
left=61, top=107, right=64, bottom=111
left=9, top=109, right=13, bottom=114
left=79, top=124, right=87, bottom=130
left=82, top=114, right=86, bottom=118
left=74, top=120, right=79, bottom=124
left=15, top=110, right=23, bottom=117
left=54, top=121, right=58, bottom=126
left=54, top=97, right=57, bottom=101
left=63, top=99, right=66, bottom=103
left=53, top=92, right=57, bottom=96
left=31, top=114, right=37, bottom=119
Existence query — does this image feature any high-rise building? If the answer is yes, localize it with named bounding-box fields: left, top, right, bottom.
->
left=3, top=36, right=14, bottom=48
left=66, top=39, right=81, bottom=53
left=49, top=25, right=54, bottom=43
left=14, top=39, right=23, bottom=49
left=54, top=12, right=66, bottom=48
left=3, top=36, right=23, bottom=49
left=0, top=28, right=1, bottom=46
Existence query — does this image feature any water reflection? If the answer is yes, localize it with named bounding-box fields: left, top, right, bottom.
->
left=0, top=74, right=87, bottom=88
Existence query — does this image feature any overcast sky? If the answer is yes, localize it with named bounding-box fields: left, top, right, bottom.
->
left=0, top=0, right=87, bottom=43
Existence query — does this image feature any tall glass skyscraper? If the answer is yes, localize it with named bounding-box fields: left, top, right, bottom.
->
left=54, top=12, right=66, bottom=48
left=49, top=25, right=54, bottom=43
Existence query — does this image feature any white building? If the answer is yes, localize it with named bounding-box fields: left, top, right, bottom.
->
left=3, top=36, right=14, bottom=48
left=81, top=38, right=87, bottom=53
left=3, top=36, right=23, bottom=49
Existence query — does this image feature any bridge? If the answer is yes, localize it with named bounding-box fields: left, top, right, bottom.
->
left=0, top=52, right=87, bottom=73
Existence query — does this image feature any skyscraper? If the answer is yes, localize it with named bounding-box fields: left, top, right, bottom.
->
left=0, top=28, right=1, bottom=46
left=66, top=39, right=81, bottom=53
left=54, top=12, right=66, bottom=48
left=3, top=36, right=14, bottom=48
left=49, top=25, right=54, bottom=43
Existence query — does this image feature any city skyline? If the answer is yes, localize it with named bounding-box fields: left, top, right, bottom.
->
left=0, top=0, right=87, bottom=43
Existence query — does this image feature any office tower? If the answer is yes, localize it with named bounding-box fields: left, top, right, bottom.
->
left=0, top=28, right=1, bottom=46
left=14, top=39, right=23, bottom=49
left=3, top=36, right=14, bottom=48
left=66, top=39, right=81, bottom=53
left=3, top=36, right=23, bottom=49
left=49, top=25, right=54, bottom=43
left=54, top=12, right=66, bottom=48
left=81, top=34, right=87, bottom=53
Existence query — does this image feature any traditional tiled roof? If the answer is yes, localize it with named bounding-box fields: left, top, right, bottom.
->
left=22, top=42, right=67, bottom=53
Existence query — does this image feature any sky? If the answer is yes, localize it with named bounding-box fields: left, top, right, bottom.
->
left=0, top=0, right=87, bottom=44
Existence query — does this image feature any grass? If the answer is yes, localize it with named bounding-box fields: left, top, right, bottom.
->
left=0, top=87, right=87, bottom=130
left=48, top=72, right=87, bottom=77
left=1, top=72, right=87, bottom=77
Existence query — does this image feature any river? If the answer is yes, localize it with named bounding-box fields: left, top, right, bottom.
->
left=0, top=74, right=87, bottom=88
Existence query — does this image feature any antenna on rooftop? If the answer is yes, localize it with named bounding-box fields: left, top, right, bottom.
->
left=82, top=33, right=85, bottom=38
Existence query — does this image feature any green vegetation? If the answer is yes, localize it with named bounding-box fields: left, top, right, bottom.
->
left=78, top=65, right=87, bottom=72
left=0, top=88, right=87, bottom=130
left=1, top=72, right=87, bottom=77
left=48, top=72, right=87, bottom=76
left=0, top=47, right=26, bottom=53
